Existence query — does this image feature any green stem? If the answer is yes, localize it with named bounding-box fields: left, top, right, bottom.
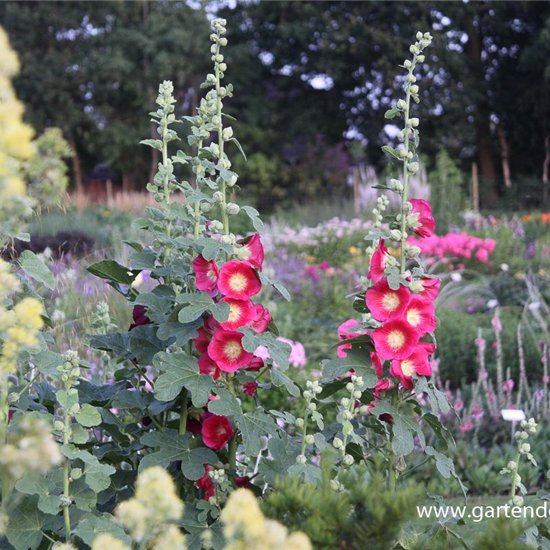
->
left=399, top=65, right=414, bottom=274
left=179, top=389, right=188, bottom=436
left=16, top=371, right=41, bottom=399
left=193, top=139, right=204, bottom=241
left=510, top=450, right=521, bottom=500
left=63, top=406, right=71, bottom=542
left=215, top=37, right=229, bottom=236
left=161, top=114, right=172, bottom=282
left=227, top=377, right=237, bottom=472
left=300, top=399, right=312, bottom=456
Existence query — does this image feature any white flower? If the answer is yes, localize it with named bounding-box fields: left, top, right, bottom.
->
left=487, top=299, right=498, bottom=309
left=500, top=263, right=509, bottom=272
left=450, top=272, right=462, bottom=282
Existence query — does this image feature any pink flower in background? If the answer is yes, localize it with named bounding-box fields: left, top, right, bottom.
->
left=460, top=421, right=474, bottom=433
left=367, top=240, right=388, bottom=283
left=278, top=337, right=307, bottom=368
left=408, top=232, right=495, bottom=264
left=193, top=255, right=219, bottom=294
left=491, top=316, right=502, bottom=332
left=454, top=399, right=464, bottom=412
left=337, top=319, right=362, bottom=358
left=471, top=404, right=484, bottom=421
left=503, top=379, right=514, bottom=392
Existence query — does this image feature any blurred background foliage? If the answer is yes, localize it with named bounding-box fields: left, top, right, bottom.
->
left=2, top=1, right=550, bottom=212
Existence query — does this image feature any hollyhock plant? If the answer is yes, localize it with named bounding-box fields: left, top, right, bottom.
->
left=129, top=305, right=151, bottom=331
left=199, top=353, right=221, bottom=380
left=208, top=329, right=253, bottom=372
left=217, top=260, right=261, bottom=300
left=337, top=319, right=362, bottom=358
left=201, top=414, right=235, bottom=450
left=366, top=279, right=410, bottom=321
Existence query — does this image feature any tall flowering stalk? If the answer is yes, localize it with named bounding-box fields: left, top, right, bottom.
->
left=315, top=32, right=463, bottom=495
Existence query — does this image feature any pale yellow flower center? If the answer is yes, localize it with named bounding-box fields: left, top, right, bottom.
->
left=228, top=303, right=241, bottom=322
left=387, top=330, right=405, bottom=350
left=401, top=359, right=414, bottom=377
left=229, top=273, right=247, bottom=292
left=406, top=308, right=421, bottom=327
left=382, top=292, right=400, bottom=312
left=224, top=341, right=242, bottom=360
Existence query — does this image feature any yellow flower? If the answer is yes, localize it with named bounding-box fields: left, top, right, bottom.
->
left=305, top=255, right=316, bottom=264
left=349, top=246, right=358, bottom=255
left=152, top=526, right=186, bottom=550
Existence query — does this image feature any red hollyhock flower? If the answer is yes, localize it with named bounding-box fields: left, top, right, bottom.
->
left=417, top=277, right=440, bottom=301
left=193, top=255, right=219, bottom=294
left=390, top=342, right=434, bottom=389
left=208, top=329, right=253, bottom=372
left=218, top=260, right=261, bottom=300
left=367, top=239, right=388, bottom=283
left=219, top=298, right=256, bottom=331
left=371, top=319, right=419, bottom=360
left=129, top=305, right=151, bottom=331
left=243, top=381, right=258, bottom=396
left=199, top=353, right=221, bottom=380
left=193, top=315, right=221, bottom=353
left=186, top=417, right=203, bottom=434
left=371, top=352, right=383, bottom=376
left=409, top=199, right=436, bottom=238
left=251, top=304, right=271, bottom=333
left=197, top=465, right=215, bottom=500
left=202, top=414, right=235, bottom=450
left=404, top=295, right=436, bottom=336
left=246, top=356, right=265, bottom=372
left=366, top=279, right=411, bottom=322
left=234, top=476, right=251, bottom=489
left=337, top=319, right=362, bottom=358
left=240, top=233, right=264, bottom=271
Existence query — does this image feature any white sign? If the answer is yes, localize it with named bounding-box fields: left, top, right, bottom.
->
left=501, top=409, right=526, bottom=422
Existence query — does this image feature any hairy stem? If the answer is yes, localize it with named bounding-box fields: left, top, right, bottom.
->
left=215, top=38, right=229, bottom=236
left=179, top=389, right=188, bottom=436
left=63, top=405, right=71, bottom=541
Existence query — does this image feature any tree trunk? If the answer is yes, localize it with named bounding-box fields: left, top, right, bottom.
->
left=465, top=6, right=498, bottom=206
left=498, top=124, right=511, bottom=188
left=69, top=136, right=84, bottom=195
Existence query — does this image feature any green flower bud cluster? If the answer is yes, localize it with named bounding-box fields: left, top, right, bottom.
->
left=372, top=195, right=389, bottom=229
left=295, top=380, right=323, bottom=465
left=57, top=350, right=80, bottom=387
left=91, top=301, right=117, bottom=334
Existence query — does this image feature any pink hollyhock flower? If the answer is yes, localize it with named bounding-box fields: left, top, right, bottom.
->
left=251, top=304, right=272, bottom=333
left=319, top=261, right=331, bottom=271
left=371, top=352, right=383, bottom=376
left=503, top=379, right=514, bottom=392
left=374, top=378, right=392, bottom=394
left=543, top=375, right=550, bottom=384
left=234, top=476, right=251, bottom=489
left=243, top=382, right=258, bottom=396
left=389, top=342, right=435, bottom=389
left=367, top=239, right=388, bottom=283
left=193, top=327, right=211, bottom=354
left=454, top=399, right=464, bottom=412
left=491, top=316, right=502, bottom=332
left=208, top=329, right=253, bottom=372
left=475, top=248, right=489, bottom=263
left=409, top=199, right=436, bottom=238
left=417, top=277, right=440, bottom=301
left=217, top=260, right=261, bottom=300
left=199, top=353, right=221, bottom=380
left=246, top=356, right=265, bottom=372
left=186, top=417, right=202, bottom=434
left=202, top=414, right=234, bottom=450
left=193, top=255, right=219, bottom=294
left=404, top=295, right=436, bottom=335
left=337, top=319, right=362, bottom=358
left=240, top=233, right=264, bottom=271
left=197, top=465, right=215, bottom=500
left=278, top=337, right=307, bottom=369
left=371, top=319, right=419, bottom=360
left=219, top=297, right=256, bottom=331
left=129, top=305, right=151, bottom=331
left=366, top=279, right=410, bottom=322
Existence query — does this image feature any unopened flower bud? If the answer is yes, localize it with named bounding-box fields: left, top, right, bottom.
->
left=201, top=202, right=212, bottom=213
left=296, top=418, right=304, bottom=429
left=409, top=280, right=424, bottom=293
left=70, top=468, right=83, bottom=480
left=296, top=454, right=307, bottom=465
left=307, top=402, right=317, bottom=412
left=406, top=245, right=421, bottom=259
left=226, top=202, right=240, bottom=216
left=333, top=438, right=343, bottom=449
left=397, top=99, right=406, bottom=110
left=8, top=392, right=19, bottom=405
left=305, top=435, right=315, bottom=445
left=512, top=495, right=524, bottom=507
left=390, top=229, right=402, bottom=241
left=343, top=455, right=354, bottom=466
left=213, top=191, right=224, bottom=203
left=410, top=118, right=419, bottom=127
left=340, top=397, right=350, bottom=407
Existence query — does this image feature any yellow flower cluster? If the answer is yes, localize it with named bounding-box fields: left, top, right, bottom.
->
left=0, top=294, right=44, bottom=376
left=221, top=489, right=312, bottom=550
left=0, top=26, right=35, bottom=245
left=0, top=415, right=62, bottom=481
left=91, top=534, right=131, bottom=550
left=115, top=466, right=184, bottom=544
